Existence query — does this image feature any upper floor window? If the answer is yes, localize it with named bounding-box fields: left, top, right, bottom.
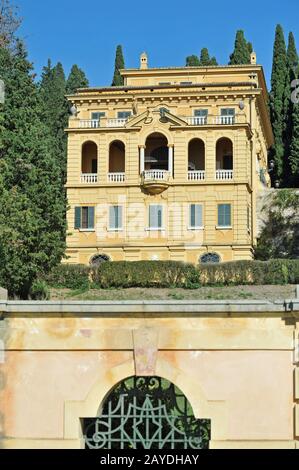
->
left=91, top=112, right=105, bottom=121
left=180, top=81, right=192, bottom=85
left=109, top=206, right=123, bottom=231
left=149, top=205, right=163, bottom=230
left=117, top=111, right=131, bottom=119
left=159, top=82, right=171, bottom=86
left=75, top=206, right=95, bottom=230
left=194, top=109, right=208, bottom=117
left=189, top=204, right=203, bottom=229
left=220, top=108, right=235, bottom=124
left=217, top=204, right=232, bottom=228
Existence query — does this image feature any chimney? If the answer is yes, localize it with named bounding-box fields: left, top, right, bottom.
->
left=140, top=52, right=148, bottom=70
left=250, top=51, right=257, bottom=65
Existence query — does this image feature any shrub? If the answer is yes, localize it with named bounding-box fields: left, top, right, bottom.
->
left=29, top=280, right=50, bottom=300
left=44, top=264, right=90, bottom=289
left=92, top=261, right=199, bottom=289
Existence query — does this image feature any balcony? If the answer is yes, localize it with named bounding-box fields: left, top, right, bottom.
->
left=188, top=170, right=205, bottom=181
left=216, top=170, right=233, bottom=180
left=81, top=173, right=98, bottom=184
left=79, top=120, right=100, bottom=129
left=214, top=116, right=235, bottom=125
left=107, top=118, right=128, bottom=128
left=184, top=115, right=237, bottom=126
left=108, top=173, right=125, bottom=183
left=141, top=170, right=170, bottom=194
left=185, top=116, right=207, bottom=126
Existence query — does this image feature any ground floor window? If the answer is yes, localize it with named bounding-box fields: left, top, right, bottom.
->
left=83, top=376, right=210, bottom=449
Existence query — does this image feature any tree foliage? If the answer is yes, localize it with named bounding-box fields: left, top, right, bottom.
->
left=186, top=48, right=217, bottom=67
left=112, top=45, right=125, bottom=86
left=229, top=30, right=252, bottom=65
left=0, top=0, right=21, bottom=48
left=66, top=64, right=89, bottom=94
left=0, top=43, right=66, bottom=298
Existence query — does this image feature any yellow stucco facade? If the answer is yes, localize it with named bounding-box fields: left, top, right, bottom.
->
left=65, top=53, right=273, bottom=265
left=0, top=298, right=299, bottom=449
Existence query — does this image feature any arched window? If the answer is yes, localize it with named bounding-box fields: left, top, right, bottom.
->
left=82, top=141, right=98, bottom=175
left=109, top=141, right=125, bottom=173
left=200, top=253, right=221, bottom=264
left=83, top=376, right=211, bottom=449
left=90, top=254, right=111, bottom=267
left=188, top=139, right=205, bottom=171
left=216, top=138, right=233, bottom=170
left=145, top=133, right=169, bottom=171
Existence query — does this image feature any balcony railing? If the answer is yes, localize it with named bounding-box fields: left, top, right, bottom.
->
left=81, top=173, right=98, bottom=183
left=142, top=170, right=170, bottom=181
left=108, top=173, right=125, bottom=183
left=79, top=120, right=100, bottom=128
left=188, top=170, right=205, bottom=181
left=185, top=116, right=207, bottom=126
left=216, top=170, right=234, bottom=180
left=78, top=119, right=128, bottom=129
left=214, top=116, right=235, bottom=125
left=107, top=118, right=128, bottom=128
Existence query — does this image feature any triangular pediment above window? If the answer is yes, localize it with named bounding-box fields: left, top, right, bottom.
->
left=125, top=107, right=188, bottom=128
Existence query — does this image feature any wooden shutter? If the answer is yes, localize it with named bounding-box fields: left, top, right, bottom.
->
left=75, top=207, right=81, bottom=229
left=88, top=207, right=95, bottom=229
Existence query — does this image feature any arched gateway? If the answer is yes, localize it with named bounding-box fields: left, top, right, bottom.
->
left=83, top=376, right=211, bottom=449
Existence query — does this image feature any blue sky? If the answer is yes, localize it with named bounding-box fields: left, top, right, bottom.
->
left=18, top=0, right=299, bottom=87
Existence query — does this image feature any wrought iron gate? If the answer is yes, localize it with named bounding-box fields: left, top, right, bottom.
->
left=83, top=376, right=210, bottom=449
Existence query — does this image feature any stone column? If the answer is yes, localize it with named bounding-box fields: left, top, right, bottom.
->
left=168, top=144, right=174, bottom=177
left=139, top=146, right=145, bottom=174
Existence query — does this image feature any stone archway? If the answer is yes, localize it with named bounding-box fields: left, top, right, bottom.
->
left=83, top=375, right=211, bottom=449
left=64, top=358, right=228, bottom=448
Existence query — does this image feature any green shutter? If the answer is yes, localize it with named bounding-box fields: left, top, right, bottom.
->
left=190, top=204, right=195, bottom=227
left=195, top=205, right=203, bottom=227
left=75, top=207, right=81, bottom=229
left=88, top=207, right=95, bottom=229
left=117, top=206, right=123, bottom=229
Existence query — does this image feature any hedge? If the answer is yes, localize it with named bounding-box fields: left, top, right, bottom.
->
left=92, top=261, right=199, bottom=289
left=44, top=259, right=299, bottom=290
left=44, top=263, right=90, bottom=289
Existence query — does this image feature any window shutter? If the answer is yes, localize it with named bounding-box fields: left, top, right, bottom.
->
left=195, top=205, right=202, bottom=227
left=157, top=206, right=162, bottom=228
left=190, top=205, right=195, bottom=227
left=149, top=205, right=162, bottom=228
left=75, top=207, right=81, bottom=229
left=117, top=206, right=123, bottom=229
left=226, top=204, right=231, bottom=226
left=88, top=207, right=95, bottom=229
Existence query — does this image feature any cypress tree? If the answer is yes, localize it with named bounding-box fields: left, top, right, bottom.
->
left=186, top=55, right=200, bottom=66
left=112, top=45, right=125, bottom=86
left=66, top=64, right=89, bottom=94
left=39, top=60, right=68, bottom=182
left=199, top=48, right=218, bottom=66
left=289, top=99, right=299, bottom=187
left=287, top=32, right=298, bottom=72
left=0, top=42, right=66, bottom=298
left=269, top=25, right=288, bottom=182
left=229, top=30, right=252, bottom=65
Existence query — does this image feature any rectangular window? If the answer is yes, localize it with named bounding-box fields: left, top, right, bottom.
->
left=149, top=205, right=163, bottom=230
left=117, top=111, right=131, bottom=119
left=74, top=206, right=95, bottom=230
left=91, top=112, right=105, bottom=120
left=218, top=204, right=232, bottom=228
left=109, top=206, right=123, bottom=231
left=194, top=109, right=208, bottom=117
left=180, top=81, right=192, bottom=85
left=189, top=204, right=203, bottom=229
left=220, top=108, right=235, bottom=117
left=159, top=82, right=171, bottom=86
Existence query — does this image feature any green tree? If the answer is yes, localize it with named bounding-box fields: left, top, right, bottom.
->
left=39, top=60, right=68, bottom=183
left=186, top=54, right=200, bottom=66
left=289, top=98, right=299, bottom=186
left=66, top=64, right=89, bottom=94
left=199, top=48, right=218, bottom=66
left=284, top=32, right=299, bottom=184
left=0, top=0, right=21, bottom=48
left=229, top=30, right=252, bottom=65
left=112, top=45, right=125, bottom=86
left=269, top=25, right=288, bottom=183
left=0, top=42, right=66, bottom=298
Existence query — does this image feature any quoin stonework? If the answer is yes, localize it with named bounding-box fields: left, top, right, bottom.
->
left=65, top=52, right=273, bottom=266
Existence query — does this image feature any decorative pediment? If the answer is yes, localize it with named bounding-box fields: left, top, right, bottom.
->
left=126, top=106, right=187, bottom=128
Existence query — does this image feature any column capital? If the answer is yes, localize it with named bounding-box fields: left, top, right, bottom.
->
left=168, top=144, right=174, bottom=148
left=139, top=144, right=146, bottom=149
